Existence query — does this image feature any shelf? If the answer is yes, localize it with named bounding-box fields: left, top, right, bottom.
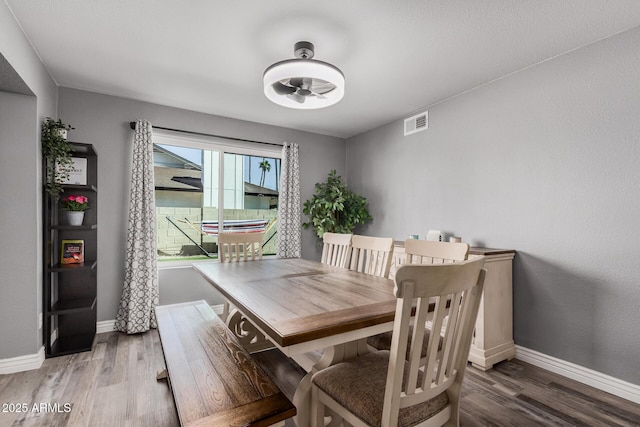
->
left=48, top=333, right=95, bottom=357
left=49, top=297, right=96, bottom=315
left=44, top=141, right=98, bottom=358
left=61, top=184, right=97, bottom=192
left=50, top=223, right=97, bottom=231
left=48, top=260, right=97, bottom=272
left=68, top=142, right=97, bottom=156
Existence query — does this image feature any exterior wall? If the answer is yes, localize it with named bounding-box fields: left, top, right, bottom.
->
left=155, top=190, right=201, bottom=208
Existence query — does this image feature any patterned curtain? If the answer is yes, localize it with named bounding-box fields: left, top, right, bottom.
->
left=277, top=142, right=301, bottom=258
left=115, top=120, right=159, bottom=334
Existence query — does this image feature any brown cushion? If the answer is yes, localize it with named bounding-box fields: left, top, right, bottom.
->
left=367, top=325, right=442, bottom=359
left=312, top=351, right=449, bottom=427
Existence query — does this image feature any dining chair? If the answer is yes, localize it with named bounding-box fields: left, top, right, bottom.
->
left=311, top=258, right=486, bottom=427
left=404, top=239, right=470, bottom=265
left=321, top=232, right=352, bottom=268
left=346, top=234, right=394, bottom=278
left=217, top=232, right=264, bottom=321
left=368, top=239, right=471, bottom=357
left=218, top=231, right=264, bottom=262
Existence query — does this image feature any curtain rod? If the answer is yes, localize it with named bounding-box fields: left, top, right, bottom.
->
left=129, top=122, right=283, bottom=147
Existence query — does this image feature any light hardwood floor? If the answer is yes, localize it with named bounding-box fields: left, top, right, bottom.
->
left=1, top=331, right=639, bottom=426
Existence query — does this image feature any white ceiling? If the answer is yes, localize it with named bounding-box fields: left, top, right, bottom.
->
left=6, top=0, right=640, bottom=138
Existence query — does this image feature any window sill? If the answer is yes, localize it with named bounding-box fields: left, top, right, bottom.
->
left=157, top=254, right=277, bottom=270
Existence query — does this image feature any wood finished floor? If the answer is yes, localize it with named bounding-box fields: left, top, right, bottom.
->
left=0, top=331, right=638, bottom=427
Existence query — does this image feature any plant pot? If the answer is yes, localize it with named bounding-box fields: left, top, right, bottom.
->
left=54, top=128, right=68, bottom=140
left=66, top=211, right=84, bottom=226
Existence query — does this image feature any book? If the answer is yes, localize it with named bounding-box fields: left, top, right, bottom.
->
left=61, top=239, right=84, bottom=264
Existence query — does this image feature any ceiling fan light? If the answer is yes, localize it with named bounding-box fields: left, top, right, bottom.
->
left=263, top=59, right=345, bottom=109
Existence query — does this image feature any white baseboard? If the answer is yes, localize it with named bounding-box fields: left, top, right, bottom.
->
left=95, top=304, right=225, bottom=335
left=0, top=346, right=45, bottom=374
left=515, top=345, right=640, bottom=404
left=96, top=319, right=117, bottom=334
left=1, top=304, right=225, bottom=374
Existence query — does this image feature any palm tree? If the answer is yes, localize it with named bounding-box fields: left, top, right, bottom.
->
left=259, top=159, right=271, bottom=187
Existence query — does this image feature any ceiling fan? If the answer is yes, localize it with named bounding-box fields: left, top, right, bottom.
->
left=263, top=41, right=345, bottom=109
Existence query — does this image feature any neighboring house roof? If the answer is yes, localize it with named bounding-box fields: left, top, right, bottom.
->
left=154, top=166, right=279, bottom=197
left=154, top=167, right=202, bottom=191
left=153, top=145, right=201, bottom=170
left=244, top=182, right=279, bottom=197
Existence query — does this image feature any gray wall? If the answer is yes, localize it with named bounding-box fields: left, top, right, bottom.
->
left=158, top=267, right=222, bottom=306
left=346, top=27, right=640, bottom=384
left=0, top=92, right=37, bottom=358
left=0, top=3, right=57, bottom=358
left=57, top=87, right=345, bottom=322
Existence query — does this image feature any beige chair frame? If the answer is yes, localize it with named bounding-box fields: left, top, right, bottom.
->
left=218, top=231, right=264, bottom=262
left=404, top=239, right=470, bottom=265
left=312, top=258, right=486, bottom=427
left=218, top=232, right=264, bottom=321
left=346, top=235, right=394, bottom=278
left=321, top=232, right=352, bottom=268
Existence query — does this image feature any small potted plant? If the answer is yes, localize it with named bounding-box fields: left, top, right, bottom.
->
left=62, top=194, right=89, bottom=226
left=42, top=117, right=75, bottom=198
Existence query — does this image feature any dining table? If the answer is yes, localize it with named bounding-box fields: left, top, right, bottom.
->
left=192, top=257, right=398, bottom=426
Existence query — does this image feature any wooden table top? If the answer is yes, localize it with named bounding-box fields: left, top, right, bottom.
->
left=193, top=258, right=397, bottom=349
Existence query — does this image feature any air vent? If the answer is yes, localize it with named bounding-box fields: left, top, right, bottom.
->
left=404, top=111, right=429, bottom=136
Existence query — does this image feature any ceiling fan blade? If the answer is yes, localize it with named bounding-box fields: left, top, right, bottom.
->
left=286, top=93, right=306, bottom=104
left=272, top=81, right=297, bottom=95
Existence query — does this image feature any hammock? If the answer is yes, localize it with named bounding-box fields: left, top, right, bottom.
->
left=167, top=216, right=274, bottom=237
left=200, top=218, right=269, bottom=235
left=164, top=216, right=277, bottom=258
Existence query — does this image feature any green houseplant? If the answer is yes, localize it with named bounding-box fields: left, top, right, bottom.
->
left=303, top=170, right=373, bottom=240
left=42, top=117, right=75, bottom=198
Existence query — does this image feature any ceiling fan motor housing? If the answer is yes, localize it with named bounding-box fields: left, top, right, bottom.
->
left=294, top=41, right=315, bottom=59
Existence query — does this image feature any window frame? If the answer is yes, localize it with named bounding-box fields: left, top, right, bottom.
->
left=153, top=129, right=282, bottom=267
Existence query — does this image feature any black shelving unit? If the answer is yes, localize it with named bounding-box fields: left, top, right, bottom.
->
left=43, top=142, right=98, bottom=357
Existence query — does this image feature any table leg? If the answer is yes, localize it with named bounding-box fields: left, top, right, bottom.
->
left=226, top=308, right=274, bottom=353
left=293, top=339, right=370, bottom=427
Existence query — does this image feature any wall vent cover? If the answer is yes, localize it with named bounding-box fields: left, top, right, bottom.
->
left=404, top=111, right=428, bottom=136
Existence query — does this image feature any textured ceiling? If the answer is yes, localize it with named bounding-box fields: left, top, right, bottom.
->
left=6, top=0, right=640, bottom=138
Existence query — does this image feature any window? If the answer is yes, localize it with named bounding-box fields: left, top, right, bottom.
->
left=152, top=130, right=281, bottom=262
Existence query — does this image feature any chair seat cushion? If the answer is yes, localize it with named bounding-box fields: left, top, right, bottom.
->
left=312, top=351, right=449, bottom=427
left=367, top=325, right=442, bottom=359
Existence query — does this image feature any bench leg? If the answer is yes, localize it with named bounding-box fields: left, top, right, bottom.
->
left=156, top=369, right=168, bottom=381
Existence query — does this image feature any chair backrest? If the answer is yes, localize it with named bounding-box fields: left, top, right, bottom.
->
left=218, top=232, right=264, bottom=262
left=381, top=258, right=486, bottom=426
left=321, top=232, right=352, bottom=268
left=346, top=235, right=394, bottom=278
left=405, top=238, right=469, bottom=264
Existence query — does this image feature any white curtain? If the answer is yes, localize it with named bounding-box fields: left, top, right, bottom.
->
left=277, top=142, right=301, bottom=258
left=115, top=120, right=159, bottom=334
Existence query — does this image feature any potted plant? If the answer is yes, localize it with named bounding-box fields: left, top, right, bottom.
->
left=61, top=194, right=89, bottom=225
left=42, top=117, right=75, bottom=198
left=303, top=170, right=373, bottom=241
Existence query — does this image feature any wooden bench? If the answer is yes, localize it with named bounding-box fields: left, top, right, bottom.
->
left=155, top=300, right=296, bottom=427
